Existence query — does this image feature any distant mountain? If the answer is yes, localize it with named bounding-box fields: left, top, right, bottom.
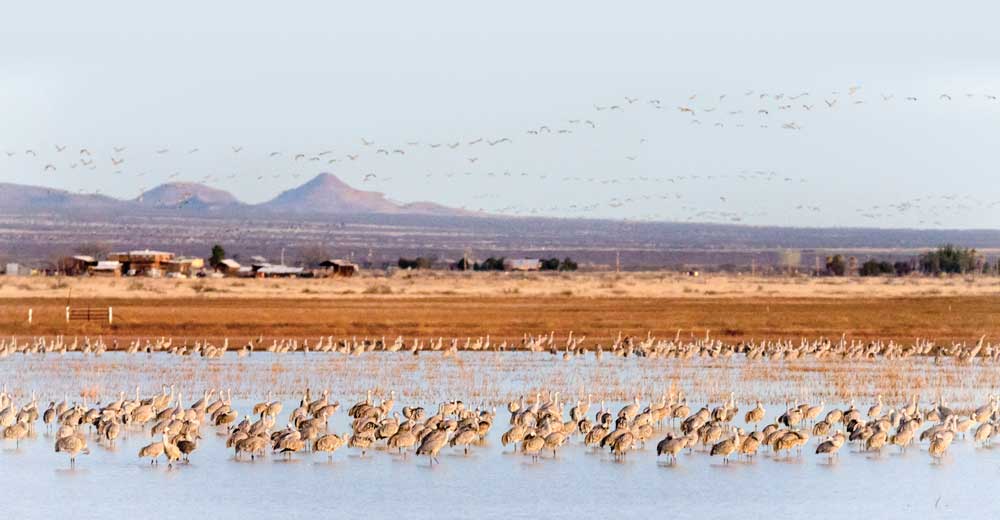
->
left=260, top=173, right=399, bottom=214
left=137, top=182, right=243, bottom=210
left=260, top=173, right=470, bottom=216
left=0, top=173, right=473, bottom=217
left=0, top=183, right=122, bottom=212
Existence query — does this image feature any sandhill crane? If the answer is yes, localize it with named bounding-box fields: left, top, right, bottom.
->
left=176, top=435, right=199, bottom=463
left=815, top=435, right=844, bottom=462
left=521, top=432, right=545, bottom=462
left=138, top=438, right=165, bottom=465
left=656, top=434, right=687, bottom=464
left=314, top=433, right=348, bottom=460
left=416, top=427, right=448, bottom=465
left=974, top=421, right=995, bottom=447
left=609, top=431, right=635, bottom=461
left=163, top=435, right=182, bottom=468
left=868, top=395, right=884, bottom=418
left=745, top=401, right=765, bottom=429
left=450, top=428, right=478, bottom=455
left=54, top=431, right=89, bottom=467
left=235, top=435, right=268, bottom=460
left=710, top=428, right=741, bottom=464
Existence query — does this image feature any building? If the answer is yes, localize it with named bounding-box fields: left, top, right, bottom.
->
left=317, top=259, right=359, bottom=277
left=163, top=257, right=205, bottom=277
left=4, top=263, right=24, bottom=276
left=256, top=265, right=304, bottom=278
left=107, top=250, right=175, bottom=276
left=89, top=261, right=122, bottom=277
left=215, top=259, right=242, bottom=276
left=504, top=258, right=542, bottom=271
left=60, top=255, right=97, bottom=276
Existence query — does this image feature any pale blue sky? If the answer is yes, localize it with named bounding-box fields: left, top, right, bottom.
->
left=2, top=1, right=999, bottom=227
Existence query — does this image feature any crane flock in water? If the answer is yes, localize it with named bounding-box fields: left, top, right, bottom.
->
left=0, top=333, right=994, bottom=364
left=1, top=385, right=996, bottom=469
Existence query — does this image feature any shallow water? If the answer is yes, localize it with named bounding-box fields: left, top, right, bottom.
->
left=1, top=352, right=998, bottom=519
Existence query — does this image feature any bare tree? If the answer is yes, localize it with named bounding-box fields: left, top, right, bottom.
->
left=297, top=244, right=332, bottom=268
left=74, top=241, right=111, bottom=259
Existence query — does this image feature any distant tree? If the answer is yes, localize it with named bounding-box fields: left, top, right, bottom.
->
left=859, top=260, right=879, bottom=277
left=453, top=257, right=473, bottom=271
left=74, top=241, right=111, bottom=260
left=540, top=258, right=561, bottom=271
left=559, top=257, right=578, bottom=271
left=398, top=257, right=433, bottom=270
left=477, top=257, right=506, bottom=271
left=825, top=255, right=846, bottom=276
left=209, top=244, right=226, bottom=267
left=860, top=259, right=895, bottom=276
left=893, top=261, right=913, bottom=276
left=920, top=244, right=977, bottom=274
left=298, top=244, right=332, bottom=267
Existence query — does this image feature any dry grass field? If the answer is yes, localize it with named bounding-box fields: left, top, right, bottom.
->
left=0, top=272, right=996, bottom=345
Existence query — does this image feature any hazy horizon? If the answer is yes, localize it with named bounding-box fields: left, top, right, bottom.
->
left=2, top=1, right=999, bottom=229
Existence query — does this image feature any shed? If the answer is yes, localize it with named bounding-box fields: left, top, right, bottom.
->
left=256, top=265, right=304, bottom=278
left=318, top=259, right=359, bottom=277
left=215, top=259, right=242, bottom=276
left=89, top=261, right=122, bottom=277
left=61, top=255, right=97, bottom=276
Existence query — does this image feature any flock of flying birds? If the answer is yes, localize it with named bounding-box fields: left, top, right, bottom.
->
left=3, top=85, right=997, bottom=225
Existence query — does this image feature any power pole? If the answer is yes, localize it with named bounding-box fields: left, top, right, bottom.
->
left=615, top=251, right=621, bottom=273
left=751, top=257, right=756, bottom=276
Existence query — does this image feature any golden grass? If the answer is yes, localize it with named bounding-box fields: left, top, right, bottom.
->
left=0, top=275, right=994, bottom=345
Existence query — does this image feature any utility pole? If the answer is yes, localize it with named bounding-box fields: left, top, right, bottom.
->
left=615, top=251, right=621, bottom=273
left=280, top=247, right=285, bottom=266
left=814, top=255, right=821, bottom=276
left=751, top=257, right=756, bottom=276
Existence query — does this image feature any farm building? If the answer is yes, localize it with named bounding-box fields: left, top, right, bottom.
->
left=4, top=263, right=25, bottom=276
left=215, top=259, right=242, bottom=276
left=256, top=265, right=304, bottom=278
left=107, top=250, right=175, bottom=276
left=164, top=257, right=205, bottom=276
left=89, top=261, right=122, bottom=277
left=317, top=259, right=359, bottom=277
left=504, top=258, right=542, bottom=271
left=60, top=255, right=97, bottom=276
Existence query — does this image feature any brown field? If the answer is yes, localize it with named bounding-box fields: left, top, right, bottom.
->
left=0, top=272, right=996, bottom=345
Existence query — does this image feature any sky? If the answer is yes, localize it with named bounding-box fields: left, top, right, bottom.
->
left=1, top=1, right=999, bottom=228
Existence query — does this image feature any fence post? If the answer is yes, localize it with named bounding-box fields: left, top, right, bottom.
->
left=65, top=306, right=70, bottom=323
left=108, top=307, right=113, bottom=325
left=28, top=308, right=32, bottom=326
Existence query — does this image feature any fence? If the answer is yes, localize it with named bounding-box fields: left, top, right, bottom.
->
left=65, top=306, right=114, bottom=324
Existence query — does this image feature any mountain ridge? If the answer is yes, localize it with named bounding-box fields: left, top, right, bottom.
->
left=0, top=173, right=473, bottom=217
